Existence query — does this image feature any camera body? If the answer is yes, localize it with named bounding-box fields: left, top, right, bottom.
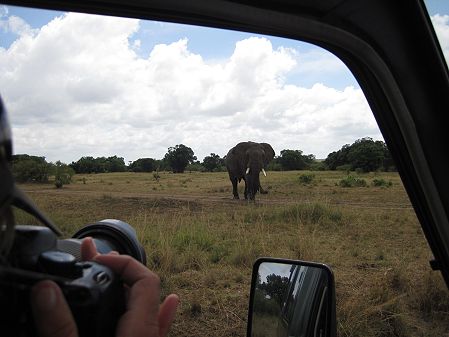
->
left=0, top=225, right=125, bottom=337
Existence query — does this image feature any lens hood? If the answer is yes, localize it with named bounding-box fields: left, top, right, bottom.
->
left=72, top=219, right=146, bottom=264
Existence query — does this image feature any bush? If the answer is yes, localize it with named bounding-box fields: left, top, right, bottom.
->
left=339, top=175, right=367, bottom=187
left=372, top=178, right=393, bottom=187
left=298, top=173, right=315, bottom=185
left=53, top=161, right=75, bottom=188
left=11, top=154, right=50, bottom=183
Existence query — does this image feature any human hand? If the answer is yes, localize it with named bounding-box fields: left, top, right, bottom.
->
left=30, top=238, right=179, bottom=337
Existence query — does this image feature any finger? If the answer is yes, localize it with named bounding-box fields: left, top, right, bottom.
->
left=80, top=237, right=99, bottom=261
left=31, top=280, right=78, bottom=337
left=158, top=294, right=179, bottom=337
left=94, top=254, right=157, bottom=286
left=94, top=255, right=162, bottom=334
left=94, top=254, right=161, bottom=313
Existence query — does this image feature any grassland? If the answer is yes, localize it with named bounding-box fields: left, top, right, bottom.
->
left=15, top=170, right=449, bottom=337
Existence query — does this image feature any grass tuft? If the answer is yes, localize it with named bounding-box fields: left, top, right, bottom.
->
left=339, top=175, right=367, bottom=187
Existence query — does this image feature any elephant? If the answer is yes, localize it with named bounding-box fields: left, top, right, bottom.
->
left=225, top=141, right=275, bottom=200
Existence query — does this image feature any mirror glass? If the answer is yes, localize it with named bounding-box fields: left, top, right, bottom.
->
left=249, top=260, right=332, bottom=337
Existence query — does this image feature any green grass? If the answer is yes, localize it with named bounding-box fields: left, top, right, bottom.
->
left=14, top=170, right=449, bottom=337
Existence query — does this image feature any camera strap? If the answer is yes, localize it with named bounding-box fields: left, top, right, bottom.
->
left=0, top=161, right=16, bottom=259
left=0, top=160, right=61, bottom=236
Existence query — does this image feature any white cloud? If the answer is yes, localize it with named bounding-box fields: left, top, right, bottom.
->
left=431, top=14, right=449, bottom=62
left=0, top=14, right=35, bottom=37
left=0, top=12, right=381, bottom=163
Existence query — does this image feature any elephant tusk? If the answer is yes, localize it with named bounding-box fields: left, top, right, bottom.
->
left=246, top=167, right=250, bottom=174
left=262, top=168, right=267, bottom=177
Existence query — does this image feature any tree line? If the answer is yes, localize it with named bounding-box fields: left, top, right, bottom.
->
left=11, top=137, right=396, bottom=185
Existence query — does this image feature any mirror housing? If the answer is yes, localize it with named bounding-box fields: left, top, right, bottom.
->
left=247, top=257, right=337, bottom=337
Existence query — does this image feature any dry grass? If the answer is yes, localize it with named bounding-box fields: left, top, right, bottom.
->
left=14, top=170, right=449, bottom=336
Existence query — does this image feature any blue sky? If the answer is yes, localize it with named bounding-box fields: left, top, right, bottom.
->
left=0, top=2, right=448, bottom=163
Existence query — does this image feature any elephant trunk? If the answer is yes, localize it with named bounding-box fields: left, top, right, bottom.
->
left=245, top=165, right=261, bottom=200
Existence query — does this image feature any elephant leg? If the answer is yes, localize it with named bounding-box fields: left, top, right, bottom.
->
left=231, top=177, right=239, bottom=199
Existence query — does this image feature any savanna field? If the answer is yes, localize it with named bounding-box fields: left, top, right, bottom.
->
left=15, top=170, right=449, bottom=337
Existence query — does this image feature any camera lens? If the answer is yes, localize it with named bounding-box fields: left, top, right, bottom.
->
left=57, top=219, right=146, bottom=265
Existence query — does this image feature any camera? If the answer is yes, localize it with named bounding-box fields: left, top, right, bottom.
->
left=0, top=96, right=148, bottom=336
left=0, top=219, right=147, bottom=337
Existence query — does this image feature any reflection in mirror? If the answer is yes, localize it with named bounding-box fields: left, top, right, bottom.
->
left=249, top=259, right=335, bottom=337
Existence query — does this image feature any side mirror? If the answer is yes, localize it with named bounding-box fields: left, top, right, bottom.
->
left=247, top=258, right=337, bottom=337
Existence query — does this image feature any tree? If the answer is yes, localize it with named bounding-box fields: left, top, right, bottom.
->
left=347, top=138, right=385, bottom=172
left=70, top=156, right=97, bottom=173
left=129, top=158, right=156, bottom=172
left=324, top=144, right=350, bottom=170
left=70, top=155, right=126, bottom=173
left=259, top=273, right=290, bottom=306
left=164, top=144, right=197, bottom=173
left=278, top=149, right=308, bottom=170
left=154, top=158, right=170, bottom=171
left=103, top=156, right=127, bottom=172
left=11, top=154, right=51, bottom=183
left=52, top=161, right=75, bottom=188
left=202, top=153, right=224, bottom=172
left=325, top=138, right=393, bottom=172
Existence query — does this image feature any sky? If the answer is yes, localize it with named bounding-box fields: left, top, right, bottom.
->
left=1, top=1, right=448, bottom=164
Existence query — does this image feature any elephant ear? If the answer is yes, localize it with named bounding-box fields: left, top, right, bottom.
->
left=260, top=143, right=275, bottom=165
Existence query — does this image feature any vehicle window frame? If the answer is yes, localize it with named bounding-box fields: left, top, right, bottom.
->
left=2, top=0, right=449, bottom=287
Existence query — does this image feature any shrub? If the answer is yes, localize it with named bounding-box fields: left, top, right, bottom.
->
left=53, top=161, right=75, bottom=188
left=339, top=175, right=367, bottom=187
left=372, top=178, right=393, bottom=187
left=11, top=154, right=50, bottom=183
left=298, top=173, right=315, bottom=185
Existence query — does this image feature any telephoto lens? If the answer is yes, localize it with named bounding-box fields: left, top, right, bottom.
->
left=57, top=219, right=146, bottom=264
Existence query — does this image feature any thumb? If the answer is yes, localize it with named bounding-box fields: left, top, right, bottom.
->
left=31, top=280, right=78, bottom=337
